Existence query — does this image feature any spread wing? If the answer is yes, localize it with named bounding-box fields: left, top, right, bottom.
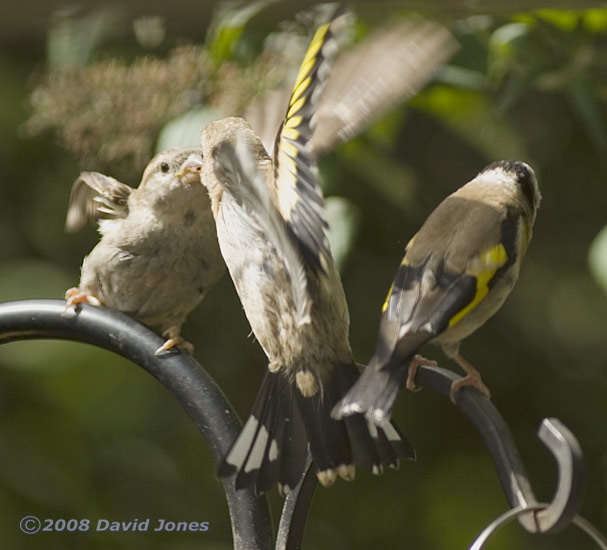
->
left=65, top=171, right=132, bottom=232
left=311, top=16, right=457, bottom=153
left=246, top=16, right=457, bottom=156
left=212, top=136, right=311, bottom=324
left=271, top=8, right=346, bottom=275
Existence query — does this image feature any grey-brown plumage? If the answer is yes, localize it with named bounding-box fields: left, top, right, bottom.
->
left=184, top=11, right=414, bottom=495
left=188, top=116, right=411, bottom=495
left=333, top=160, right=541, bottom=425
left=64, top=148, right=225, bottom=354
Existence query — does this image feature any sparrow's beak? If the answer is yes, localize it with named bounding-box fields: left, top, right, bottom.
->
left=177, top=154, right=203, bottom=184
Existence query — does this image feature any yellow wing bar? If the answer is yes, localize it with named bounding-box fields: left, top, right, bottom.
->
left=448, top=243, right=508, bottom=328
left=272, top=7, right=344, bottom=273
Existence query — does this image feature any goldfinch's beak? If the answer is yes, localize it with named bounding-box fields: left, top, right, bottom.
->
left=177, top=154, right=203, bottom=183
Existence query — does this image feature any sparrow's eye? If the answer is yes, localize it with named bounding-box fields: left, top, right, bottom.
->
left=160, top=162, right=170, bottom=173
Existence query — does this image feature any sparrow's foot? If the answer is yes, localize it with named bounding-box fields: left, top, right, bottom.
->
left=63, top=288, right=102, bottom=317
left=154, top=327, right=194, bottom=356
left=405, top=354, right=438, bottom=392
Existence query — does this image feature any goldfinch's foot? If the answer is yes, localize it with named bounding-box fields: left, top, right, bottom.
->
left=450, top=353, right=491, bottom=403
left=154, top=327, right=194, bottom=356
left=63, top=288, right=101, bottom=317
left=449, top=374, right=491, bottom=404
left=405, top=354, right=438, bottom=392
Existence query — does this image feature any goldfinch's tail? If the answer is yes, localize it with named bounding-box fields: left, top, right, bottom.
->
left=331, top=358, right=410, bottom=427
left=218, top=365, right=414, bottom=495
left=299, top=362, right=414, bottom=485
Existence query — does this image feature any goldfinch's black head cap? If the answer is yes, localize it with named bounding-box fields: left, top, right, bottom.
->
left=482, top=159, right=540, bottom=214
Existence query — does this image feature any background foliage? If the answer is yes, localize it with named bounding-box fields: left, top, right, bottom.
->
left=1, top=1, right=607, bottom=549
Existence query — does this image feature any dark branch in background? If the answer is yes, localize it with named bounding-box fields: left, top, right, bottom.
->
left=0, top=299, right=604, bottom=549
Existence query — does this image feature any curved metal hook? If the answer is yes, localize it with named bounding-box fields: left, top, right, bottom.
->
left=415, top=365, right=587, bottom=535
left=535, top=418, right=585, bottom=533
left=0, top=299, right=274, bottom=550
left=0, top=300, right=599, bottom=548
left=469, top=504, right=607, bottom=550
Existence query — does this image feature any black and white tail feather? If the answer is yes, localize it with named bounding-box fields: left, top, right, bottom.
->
left=213, top=135, right=415, bottom=494
left=217, top=6, right=414, bottom=495
left=218, top=366, right=414, bottom=496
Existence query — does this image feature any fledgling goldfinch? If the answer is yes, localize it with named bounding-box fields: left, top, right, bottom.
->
left=64, top=148, right=225, bottom=355
left=333, top=160, right=541, bottom=425
left=180, top=11, right=413, bottom=495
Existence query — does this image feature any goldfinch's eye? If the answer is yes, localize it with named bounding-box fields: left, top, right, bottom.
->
left=160, top=162, right=170, bottom=173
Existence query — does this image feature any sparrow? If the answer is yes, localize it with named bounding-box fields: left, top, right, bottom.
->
left=64, top=147, right=225, bottom=355
left=180, top=11, right=413, bottom=495
left=333, top=160, right=541, bottom=425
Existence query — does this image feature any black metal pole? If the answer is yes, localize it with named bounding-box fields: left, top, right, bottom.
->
left=0, top=299, right=274, bottom=550
left=415, top=365, right=585, bottom=533
left=276, top=454, right=317, bottom=550
left=0, top=299, right=592, bottom=548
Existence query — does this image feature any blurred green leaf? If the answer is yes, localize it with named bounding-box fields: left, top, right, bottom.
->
left=583, top=8, right=607, bottom=33
left=364, top=108, right=407, bottom=148
left=338, top=139, right=418, bottom=212
left=205, top=0, right=277, bottom=65
left=436, top=65, right=486, bottom=91
left=47, top=8, right=124, bottom=72
left=156, top=107, right=226, bottom=152
left=487, top=22, right=531, bottom=91
left=534, top=9, right=580, bottom=31
left=411, top=86, right=528, bottom=160
left=324, top=196, right=361, bottom=271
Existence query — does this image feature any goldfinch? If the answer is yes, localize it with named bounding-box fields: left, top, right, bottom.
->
left=333, top=160, right=541, bottom=425
left=64, top=148, right=225, bottom=355
left=181, top=12, right=412, bottom=495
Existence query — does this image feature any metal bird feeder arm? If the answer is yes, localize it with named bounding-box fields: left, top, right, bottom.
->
left=0, top=299, right=604, bottom=550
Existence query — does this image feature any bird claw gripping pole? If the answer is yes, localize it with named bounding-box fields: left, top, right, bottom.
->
left=0, top=300, right=605, bottom=549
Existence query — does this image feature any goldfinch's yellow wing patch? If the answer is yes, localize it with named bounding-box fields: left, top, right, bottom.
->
left=379, top=242, right=509, bottom=346
left=272, top=11, right=343, bottom=273
left=448, top=243, right=508, bottom=327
